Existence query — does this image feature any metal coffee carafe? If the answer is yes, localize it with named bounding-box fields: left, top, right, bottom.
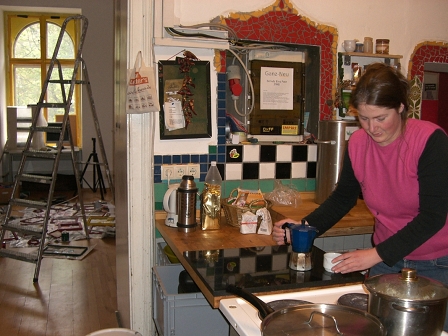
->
left=282, top=221, right=318, bottom=271
left=177, top=175, right=198, bottom=232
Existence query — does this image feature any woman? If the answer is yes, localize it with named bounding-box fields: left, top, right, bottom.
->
left=273, top=63, right=448, bottom=331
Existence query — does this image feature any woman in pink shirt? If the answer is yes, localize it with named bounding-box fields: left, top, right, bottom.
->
left=273, top=63, right=448, bottom=331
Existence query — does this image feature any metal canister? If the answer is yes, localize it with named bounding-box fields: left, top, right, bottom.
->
left=177, top=175, right=198, bottom=232
left=314, top=120, right=359, bottom=204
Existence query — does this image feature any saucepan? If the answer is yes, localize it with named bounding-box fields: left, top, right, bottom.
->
left=226, top=285, right=386, bottom=336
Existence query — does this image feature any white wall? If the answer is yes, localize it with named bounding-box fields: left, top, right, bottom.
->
left=152, top=0, right=448, bottom=156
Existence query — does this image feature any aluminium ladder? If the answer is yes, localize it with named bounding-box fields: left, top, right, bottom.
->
left=0, top=15, right=114, bottom=282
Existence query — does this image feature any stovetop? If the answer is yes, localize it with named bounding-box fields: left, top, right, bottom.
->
left=219, top=284, right=368, bottom=336
left=183, top=245, right=365, bottom=297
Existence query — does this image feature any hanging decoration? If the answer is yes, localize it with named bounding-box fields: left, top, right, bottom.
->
left=176, top=50, right=199, bottom=128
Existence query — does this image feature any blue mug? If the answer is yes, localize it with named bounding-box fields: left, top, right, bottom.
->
left=281, top=222, right=318, bottom=253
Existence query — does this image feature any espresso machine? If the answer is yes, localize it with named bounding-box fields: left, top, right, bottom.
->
left=282, top=221, right=318, bottom=271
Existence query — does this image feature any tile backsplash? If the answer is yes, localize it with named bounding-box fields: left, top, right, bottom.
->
left=153, top=71, right=318, bottom=210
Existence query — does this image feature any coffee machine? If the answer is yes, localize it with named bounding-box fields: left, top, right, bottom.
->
left=282, top=221, right=318, bottom=271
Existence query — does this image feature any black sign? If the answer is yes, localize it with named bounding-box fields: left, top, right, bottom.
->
left=425, top=83, right=437, bottom=91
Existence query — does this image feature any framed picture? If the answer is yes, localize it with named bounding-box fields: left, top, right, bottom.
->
left=43, top=245, right=88, bottom=257
left=158, top=59, right=212, bottom=139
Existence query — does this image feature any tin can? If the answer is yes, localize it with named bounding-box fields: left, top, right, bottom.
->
left=376, top=39, right=390, bottom=54
left=61, top=231, right=70, bottom=242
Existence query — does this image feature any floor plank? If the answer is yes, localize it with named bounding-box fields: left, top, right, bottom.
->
left=0, top=190, right=118, bottom=336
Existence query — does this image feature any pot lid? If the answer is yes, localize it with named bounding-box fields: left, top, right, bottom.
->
left=262, top=303, right=385, bottom=336
left=364, top=268, right=448, bottom=301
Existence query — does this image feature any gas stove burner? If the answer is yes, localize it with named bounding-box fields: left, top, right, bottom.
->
left=257, top=299, right=312, bottom=319
left=337, top=293, right=369, bottom=311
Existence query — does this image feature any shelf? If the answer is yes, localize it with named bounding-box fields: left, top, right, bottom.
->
left=341, top=52, right=402, bottom=59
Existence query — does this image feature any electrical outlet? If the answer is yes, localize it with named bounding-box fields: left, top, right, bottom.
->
left=161, top=165, right=175, bottom=181
left=187, top=164, right=200, bottom=177
left=174, top=165, right=187, bottom=178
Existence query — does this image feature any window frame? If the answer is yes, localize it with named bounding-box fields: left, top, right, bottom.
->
left=5, top=12, right=82, bottom=147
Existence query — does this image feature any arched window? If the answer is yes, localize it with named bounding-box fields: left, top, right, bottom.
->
left=6, top=13, right=82, bottom=147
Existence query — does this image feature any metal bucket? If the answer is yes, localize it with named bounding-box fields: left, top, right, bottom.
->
left=314, top=120, right=359, bottom=204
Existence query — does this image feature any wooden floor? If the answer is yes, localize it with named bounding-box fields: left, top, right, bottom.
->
left=0, top=189, right=118, bottom=336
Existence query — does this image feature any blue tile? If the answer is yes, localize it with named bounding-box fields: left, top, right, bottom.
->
left=154, top=175, right=162, bottom=183
left=162, top=155, right=172, bottom=164
left=191, top=154, right=199, bottom=162
left=218, top=109, right=226, bottom=118
left=218, top=154, right=226, bottom=163
left=172, top=155, right=181, bottom=163
left=218, top=127, right=226, bottom=136
left=200, top=163, right=208, bottom=173
left=217, top=73, right=227, bottom=81
left=154, top=155, right=162, bottom=164
left=217, top=100, right=226, bottom=109
left=218, top=117, right=226, bottom=126
left=217, top=91, right=226, bottom=99
left=218, top=136, right=226, bottom=145
left=182, top=154, right=190, bottom=163
left=217, top=82, right=226, bottom=90
left=154, top=165, right=161, bottom=174
left=209, top=154, right=217, bottom=162
left=200, top=154, right=208, bottom=163
left=218, top=145, right=226, bottom=153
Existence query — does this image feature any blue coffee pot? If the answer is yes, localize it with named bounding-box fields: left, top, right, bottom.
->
left=281, top=220, right=318, bottom=271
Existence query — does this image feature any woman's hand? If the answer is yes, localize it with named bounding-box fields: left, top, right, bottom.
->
left=272, top=218, right=301, bottom=245
left=331, top=248, right=382, bottom=274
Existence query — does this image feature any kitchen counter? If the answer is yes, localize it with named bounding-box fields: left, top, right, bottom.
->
left=155, top=193, right=373, bottom=308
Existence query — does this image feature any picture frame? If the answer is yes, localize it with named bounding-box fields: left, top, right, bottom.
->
left=43, top=244, right=88, bottom=257
left=158, top=60, right=212, bottom=139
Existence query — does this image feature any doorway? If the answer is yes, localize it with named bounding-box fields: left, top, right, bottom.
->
left=421, top=62, right=448, bottom=133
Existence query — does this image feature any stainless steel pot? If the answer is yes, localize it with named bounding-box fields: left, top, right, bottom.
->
left=364, top=268, right=448, bottom=336
left=227, top=285, right=386, bottom=336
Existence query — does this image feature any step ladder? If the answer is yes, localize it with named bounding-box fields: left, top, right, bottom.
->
left=0, top=15, right=114, bottom=282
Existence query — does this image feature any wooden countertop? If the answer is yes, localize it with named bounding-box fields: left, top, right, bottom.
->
left=269, top=192, right=374, bottom=237
left=155, top=192, right=374, bottom=308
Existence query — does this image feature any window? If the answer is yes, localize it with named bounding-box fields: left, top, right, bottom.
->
left=6, top=13, right=82, bottom=147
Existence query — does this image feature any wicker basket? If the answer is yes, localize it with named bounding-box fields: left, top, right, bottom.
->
left=221, top=194, right=270, bottom=228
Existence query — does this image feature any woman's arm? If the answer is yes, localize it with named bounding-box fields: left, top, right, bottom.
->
left=304, top=148, right=361, bottom=234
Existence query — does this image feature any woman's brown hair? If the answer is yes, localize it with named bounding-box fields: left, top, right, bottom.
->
left=350, top=63, right=409, bottom=121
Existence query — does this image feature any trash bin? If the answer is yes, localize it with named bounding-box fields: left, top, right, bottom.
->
left=314, top=120, right=359, bottom=204
left=86, top=328, right=142, bottom=336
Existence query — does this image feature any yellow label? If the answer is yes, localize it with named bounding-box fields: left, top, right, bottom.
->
left=281, top=125, right=298, bottom=135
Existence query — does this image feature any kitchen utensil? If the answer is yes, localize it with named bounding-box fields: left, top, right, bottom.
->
left=364, top=268, right=448, bottom=336
left=281, top=221, right=318, bottom=271
left=176, top=175, right=198, bottom=232
left=337, top=293, right=368, bottom=311
left=323, top=252, right=342, bottom=272
left=163, top=183, right=180, bottom=227
left=342, top=40, right=356, bottom=52
left=226, top=284, right=386, bottom=336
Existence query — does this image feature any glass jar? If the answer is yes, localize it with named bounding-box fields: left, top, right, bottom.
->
left=363, top=37, right=373, bottom=54
left=376, top=39, right=390, bottom=54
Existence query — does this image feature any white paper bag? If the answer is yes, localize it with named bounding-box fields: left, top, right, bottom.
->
left=126, top=51, right=159, bottom=114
